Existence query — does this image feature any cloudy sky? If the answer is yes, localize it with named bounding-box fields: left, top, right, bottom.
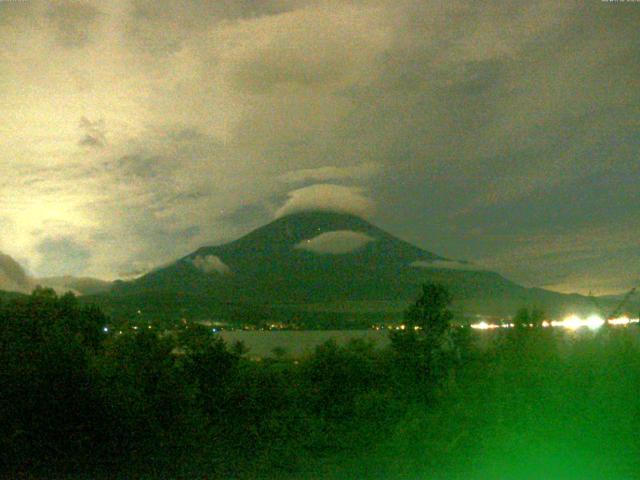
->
left=0, top=0, right=638, bottom=294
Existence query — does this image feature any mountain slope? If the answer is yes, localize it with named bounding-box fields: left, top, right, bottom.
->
left=102, top=211, right=612, bottom=321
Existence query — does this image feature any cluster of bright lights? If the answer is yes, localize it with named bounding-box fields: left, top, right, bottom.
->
left=551, top=314, right=604, bottom=330
left=471, top=321, right=513, bottom=330
left=470, top=314, right=640, bottom=331
left=608, top=316, right=637, bottom=326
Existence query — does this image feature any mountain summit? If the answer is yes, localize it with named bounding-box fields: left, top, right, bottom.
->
left=191, top=210, right=444, bottom=271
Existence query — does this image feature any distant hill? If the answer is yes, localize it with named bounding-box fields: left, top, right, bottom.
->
left=94, top=211, right=629, bottom=323
left=0, top=289, right=27, bottom=303
left=1, top=249, right=112, bottom=297
left=36, top=276, right=112, bottom=296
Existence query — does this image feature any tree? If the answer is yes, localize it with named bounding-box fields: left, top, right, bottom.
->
left=302, top=339, right=377, bottom=420
left=530, top=307, right=545, bottom=327
left=0, top=288, right=106, bottom=471
left=231, top=339, right=250, bottom=357
left=272, top=346, right=287, bottom=359
left=404, top=283, right=454, bottom=337
left=390, top=283, right=458, bottom=393
left=513, top=307, right=545, bottom=329
left=513, top=307, right=531, bottom=329
left=178, top=326, right=239, bottom=417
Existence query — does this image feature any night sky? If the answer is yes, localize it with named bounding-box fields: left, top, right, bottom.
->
left=0, top=0, right=638, bottom=294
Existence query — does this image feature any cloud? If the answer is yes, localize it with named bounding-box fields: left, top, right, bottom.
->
left=0, top=0, right=637, bottom=295
left=36, top=237, right=91, bottom=277
left=410, top=259, right=488, bottom=272
left=0, top=252, right=33, bottom=293
left=221, top=4, right=390, bottom=94
left=124, top=0, right=295, bottom=56
left=278, top=163, right=382, bottom=185
left=275, top=184, right=376, bottom=219
left=78, top=116, right=106, bottom=148
left=117, top=260, right=159, bottom=280
left=47, top=1, right=102, bottom=48
left=191, top=255, right=231, bottom=275
left=475, top=219, right=640, bottom=295
left=295, top=230, right=375, bottom=255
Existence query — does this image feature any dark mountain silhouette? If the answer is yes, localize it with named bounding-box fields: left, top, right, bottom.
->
left=96, top=211, right=622, bottom=322
left=36, top=276, right=112, bottom=296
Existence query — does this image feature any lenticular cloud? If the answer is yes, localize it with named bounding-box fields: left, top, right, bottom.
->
left=295, top=230, right=375, bottom=254
left=275, top=184, right=375, bottom=219
left=191, top=255, right=231, bottom=275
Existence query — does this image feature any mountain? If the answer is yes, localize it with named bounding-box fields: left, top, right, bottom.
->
left=97, top=211, right=621, bottom=323
left=115, top=211, right=444, bottom=301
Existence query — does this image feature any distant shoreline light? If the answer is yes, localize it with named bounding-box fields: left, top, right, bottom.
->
left=470, top=314, right=639, bottom=331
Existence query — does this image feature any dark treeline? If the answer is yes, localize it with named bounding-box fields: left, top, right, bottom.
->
left=3, top=285, right=640, bottom=479
left=0, top=284, right=461, bottom=479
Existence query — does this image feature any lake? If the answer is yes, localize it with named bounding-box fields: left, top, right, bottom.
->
left=218, top=325, right=640, bottom=358
left=219, top=329, right=390, bottom=358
